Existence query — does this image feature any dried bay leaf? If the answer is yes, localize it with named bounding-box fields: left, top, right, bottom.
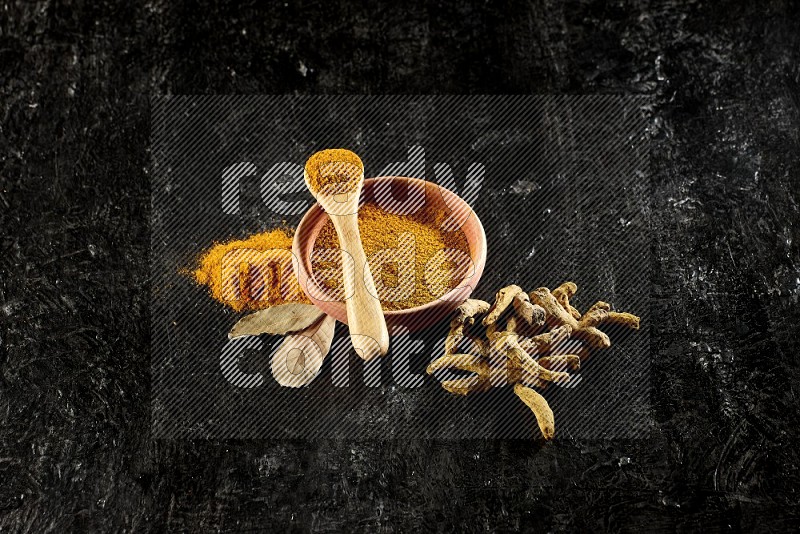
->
left=271, top=314, right=337, bottom=387
left=228, top=303, right=325, bottom=339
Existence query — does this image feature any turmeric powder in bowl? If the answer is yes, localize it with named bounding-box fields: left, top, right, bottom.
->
left=312, top=201, right=472, bottom=311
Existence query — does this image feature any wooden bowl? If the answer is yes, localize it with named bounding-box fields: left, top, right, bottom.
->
left=292, top=176, right=487, bottom=333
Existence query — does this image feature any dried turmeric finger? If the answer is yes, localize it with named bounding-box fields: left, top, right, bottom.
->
left=551, top=281, right=577, bottom=300
left=512, top=292, right=546, bottom=326
left=606, top=311, right=640, bottom=329
left=513, top=384, right=555, bottom=440
left=486, top=320, right=500, bottom=340
left=453, top=299, right=491, bottom=324
left=514, top=350, right=571, bottom=384
left=444, top=327, right=460, bottom=356
left=495, top=333, right=571, bottom=384
left=441, top=376, right=489, bottom=396
left=517, top=324, right=573, bottom=353
left=578, top=304, right=609, bottom=328
left=551, top=281, right=581, bottom=318
left=445, top=299, right=491, bottom=355
left=518, top=359, right=564, bottom=388
left=487, top=353, right=522, bottom=386
left=584, top=301, right=611, bottom=315
left=510, top=314, right=547, bottom=338
left=575, top=326, right=611, bottom=349
left=506, top=315, right=519, bottom=334
left=426, top=353, right=489, bottom=376
left=483, top=285, right=525, bottom=326
left=549, top=324, right=573, bottom=345
left=486, top=312, right=523, bottom=340
left=537, top=354, right=581, bottom=371
left=467, top=334, right=490, bottom=357
left=529, top=288, right=579, bottom=329
left=517, top=333, right=551, bottom=353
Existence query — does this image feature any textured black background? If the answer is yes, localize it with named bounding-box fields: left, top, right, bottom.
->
left=1, top=0, right=799, bottom=531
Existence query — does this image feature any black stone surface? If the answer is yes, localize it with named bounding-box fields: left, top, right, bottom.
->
left=1, top=0, right=799, bottom=531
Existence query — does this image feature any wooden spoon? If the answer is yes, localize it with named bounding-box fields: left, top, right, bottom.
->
left=271, top=314, right=337, bottom=387
left=303, top=149, right=390, bottom=360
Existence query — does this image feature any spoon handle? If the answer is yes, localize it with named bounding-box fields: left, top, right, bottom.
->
left=331, top=212, right=390, bottom=360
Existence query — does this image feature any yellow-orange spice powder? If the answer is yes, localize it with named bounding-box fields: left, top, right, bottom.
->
left=314, top=201, right=471, bottom=311
left=304, top=148, right=363, bottom=194
left=191, top=205, right=472, bottom=313
left=192, top=228, right=310, bottom=312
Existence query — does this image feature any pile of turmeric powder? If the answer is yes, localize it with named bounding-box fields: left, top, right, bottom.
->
left=192, top=228, right=310, bottom=312
left=313, top=201, right=471, bottom=311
